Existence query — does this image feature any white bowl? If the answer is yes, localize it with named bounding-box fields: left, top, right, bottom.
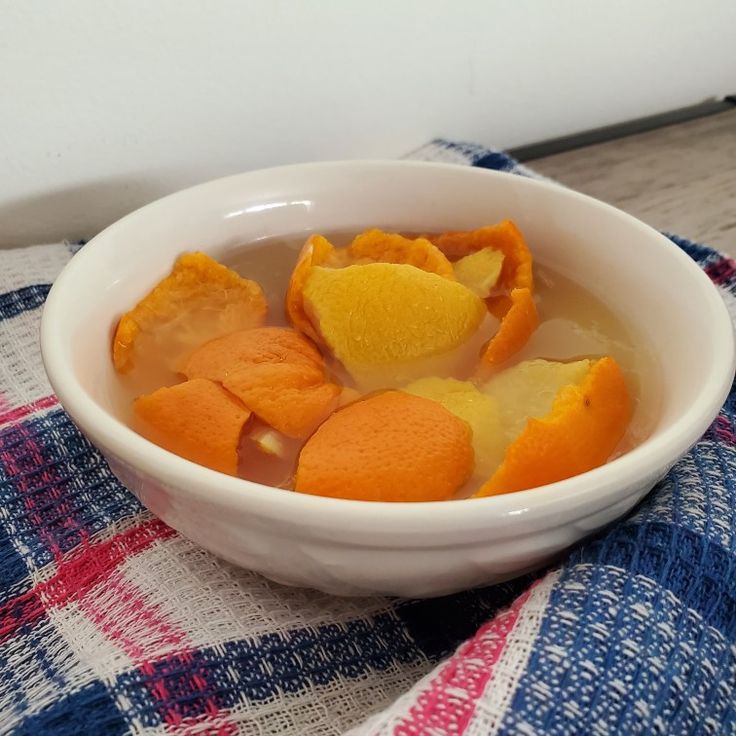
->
left=41, top=161, right=735, bottom=597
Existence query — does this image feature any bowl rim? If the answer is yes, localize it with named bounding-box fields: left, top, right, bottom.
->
left=40, top=159, right=736, bottom=534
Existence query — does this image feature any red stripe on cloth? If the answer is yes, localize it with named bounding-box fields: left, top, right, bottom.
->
left=705, top=256, right=736, bottom=286
left=0, top=518, right=172, bottom=644
left=0, top=394, right=59, bottom=428
left=44, top=518, right=174, bottom=605
left=395, top=587, right=533, bottom=735
left=77, top=544, right=237, bottom=733
left=78, top=568, right=187, bottom=657
left=709, top=415, right=736, bottom=446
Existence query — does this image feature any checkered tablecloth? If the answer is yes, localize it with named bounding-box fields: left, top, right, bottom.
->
left=1, top=141, right=735, bottom=735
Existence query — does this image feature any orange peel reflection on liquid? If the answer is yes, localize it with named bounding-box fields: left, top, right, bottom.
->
left=113, top=252, right=267, bottom=375
left=294, top=391, right=474, bottom=502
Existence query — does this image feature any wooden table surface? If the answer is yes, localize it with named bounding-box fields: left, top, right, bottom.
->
left=529, top=108, right=736, bottom=256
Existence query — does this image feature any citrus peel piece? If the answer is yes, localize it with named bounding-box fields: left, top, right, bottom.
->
left=430, top=222, right=537, bottom=365
left=475, top=356, right=632, bottom=496
left=286, top=229, right=459, bottom=349
left=286, top=234, right=337, bottom=343
left=294, top=391, right=474, bottom=502
left=452, top=247, right=504, bottom=297
left=404, top=377, right=505, bottom=480
left=348, top=229, right=456, bottom=280
left=134, top=378, right=251, bottom=475
left=430, top=220, right=533, bottom=294
left=113, top=252, right=266, bottom=375
left=301, top=262, right=486, bottom=385
left=483, top=358, right=593, bottom=443
left=183, top=327, right=341, bottom=438
left=480, top=288, right=539, bottom=368
left=183, top=326, right=323, bottom=379
left=224, top=364, right=341, bottom=438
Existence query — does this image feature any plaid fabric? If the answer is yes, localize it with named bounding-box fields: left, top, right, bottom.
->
left=0, top=142, right=734, bottom=735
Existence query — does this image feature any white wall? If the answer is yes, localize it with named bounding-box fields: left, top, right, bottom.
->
left=2, top=0, right=735, bottom=247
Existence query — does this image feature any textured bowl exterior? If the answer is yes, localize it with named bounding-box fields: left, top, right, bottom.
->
left=107, top=449, right=667, bottom=597
left=41, top=161, right=735, bottom=597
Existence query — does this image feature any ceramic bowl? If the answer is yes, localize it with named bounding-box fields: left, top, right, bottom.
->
left=41, top=161, right=735, bottom=597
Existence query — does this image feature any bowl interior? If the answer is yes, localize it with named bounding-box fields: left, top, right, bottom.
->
left=42, top=161, right=734, bottom=525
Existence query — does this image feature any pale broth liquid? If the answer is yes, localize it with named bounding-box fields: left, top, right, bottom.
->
left=119, top=232, right=661, bottom=495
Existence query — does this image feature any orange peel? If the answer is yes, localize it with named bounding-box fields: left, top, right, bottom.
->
left=348, top=229, right=456, bottom=280
left=480, top=288, right=539, bottom=368
left=183, top=326, right=323, bottom=378
left=285, top=235, right=336, bottom=343
left=430, top=220, right=533, bottom=294
left=113, top=252, right=266, bottom=375
left=294, top=390, right=474, bottom=502
left=286, top=229, right=459, bottom=347
left=431, top=221, right=537, bottom=366
left=183, top=327, right=341, bottom=438
left=483, top=358, right=593, bottom=440
left=475, top=356, right=632, bottom=496
left=404, top=377, right=505, bottom=480
left=301, top=262, right=486, bottom=385
left=452, top=247, right=504, bottom=297
left=134, top=378, right=251, bottom=475
left=224, top=363, right=341, bottom=438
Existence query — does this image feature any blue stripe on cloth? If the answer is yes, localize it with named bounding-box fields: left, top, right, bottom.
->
left=576, top=521, right=736, bottom=637
left=619, top=376, right=736, bottom=552
left=500, top=564, right=736, bottom=736
left=113, top=612, right=424, bottom=726
left=429, top=138, right=506, bottom=165
left=11, top=681, right=128, bottom=736
left=473, top=150, right=521, bottom=172
left=0, top=284, right=51, bottom=322
left=0, top=598, right=87, bottom=725
left=666, top=233, right=719, bottom=264
left=625, top=441, right=736, bottom=558
left=0, top=523, right=29, bottom=597
left=395, top=575, right=532, bottom=659
left=0, top=408, right=143, bottom=568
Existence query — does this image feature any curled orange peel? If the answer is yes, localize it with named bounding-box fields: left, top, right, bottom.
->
left=474, top=357, right=632, bottom=496
left=285, top=235, right=336, bottom=344
left=480, top=288, right=539, bottom=368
